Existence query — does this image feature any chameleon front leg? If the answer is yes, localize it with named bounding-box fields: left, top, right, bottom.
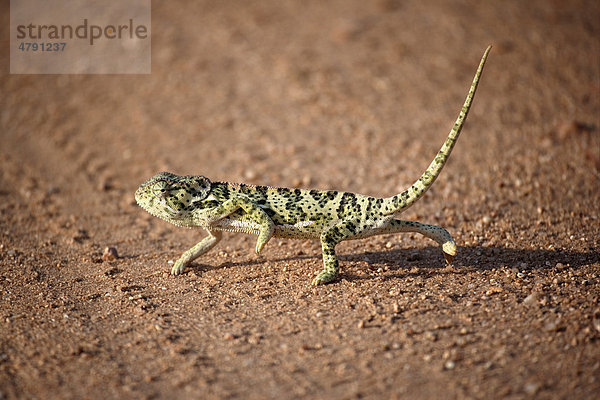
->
left=385, top=219, right=457, bottom=263
left=171, top=230, right=223, bottom=275
left=312, top=220, right=361, bottom=285
left=199, top=195, right=275, bottom=255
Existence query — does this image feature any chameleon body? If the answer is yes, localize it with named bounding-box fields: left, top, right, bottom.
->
left=135, top=46, right=491, bottom=285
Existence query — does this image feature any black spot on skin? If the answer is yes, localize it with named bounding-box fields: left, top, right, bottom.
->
left=309, top=190, right=323, bottom=201
left=214, top=183, right=230, bottom=200
left=366, top=197, right=375, bottom=212
left=326, top=191, right=338, bottom=200
left=255, top=186, right=268, bottom=196
left=346, top=222, right=357, bottom=233
left=322, top=247, right=336, bottom=256
left=336, top=192, right=357, bottom=217
left=239, top=183, right=252, bottom=194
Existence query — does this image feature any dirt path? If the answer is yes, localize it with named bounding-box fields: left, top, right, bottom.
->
left=1, top=1, right=599, bottom=399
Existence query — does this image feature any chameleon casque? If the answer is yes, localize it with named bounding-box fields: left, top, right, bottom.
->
left=136, top=46, right=491, bottom=285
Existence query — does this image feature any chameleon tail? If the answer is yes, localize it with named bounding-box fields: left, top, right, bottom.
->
left=384, top=45, right=491, bottom=216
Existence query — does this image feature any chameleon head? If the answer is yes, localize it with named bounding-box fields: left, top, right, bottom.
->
left=135, top=172, right=212, bottom=226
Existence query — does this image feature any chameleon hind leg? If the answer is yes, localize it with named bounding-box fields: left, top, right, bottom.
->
left=384, top=219, right=457, bottom=263
left=312, top=220, right=360, bottom=285
left=171, top=230, right=223, bottom=275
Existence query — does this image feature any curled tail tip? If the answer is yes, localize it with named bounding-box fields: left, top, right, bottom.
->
left=442, top=241, right=457, bottom=257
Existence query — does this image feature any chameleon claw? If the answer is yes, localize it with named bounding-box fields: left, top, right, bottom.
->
left=255, top=242, right=264, bottom=255
left=256, top=228, right=273, bottom=255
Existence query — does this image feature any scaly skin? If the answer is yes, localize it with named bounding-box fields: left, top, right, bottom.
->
left=135, top=46, right=491, bottom=285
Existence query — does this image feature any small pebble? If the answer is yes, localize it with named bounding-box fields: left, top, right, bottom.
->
left=248, top=335, right=261, bottom=345
left=244, top=170, right=257, bottom=180
left=522, top=293, right=538, bottom=306
left=553, top=277, right=562, bottom=285
left=102, top=247, right=119, bottom=262
left=444, top=360, right=456, bottom=370
left=523, top=382, right=540, bottom=395
left=544, top=320, right=562, bottom=332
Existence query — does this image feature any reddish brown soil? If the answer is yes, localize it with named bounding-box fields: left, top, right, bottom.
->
left=1, top=1, right=599, bottom=399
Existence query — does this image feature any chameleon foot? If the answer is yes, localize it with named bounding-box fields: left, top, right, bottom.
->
left=255, top=225, right=274, bottom=255
left=312, top=271, right=339, bottom=285
left=171, top=259, right=186, bottom=275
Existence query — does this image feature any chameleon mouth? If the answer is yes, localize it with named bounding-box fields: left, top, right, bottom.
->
left=161, top=202, right=179, bottom=215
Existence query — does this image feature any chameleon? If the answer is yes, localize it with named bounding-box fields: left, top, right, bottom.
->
left=135, top=46, right=491, bottom=285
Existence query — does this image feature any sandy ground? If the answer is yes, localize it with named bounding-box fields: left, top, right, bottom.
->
left=1, top=1, right=599, bottom=399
